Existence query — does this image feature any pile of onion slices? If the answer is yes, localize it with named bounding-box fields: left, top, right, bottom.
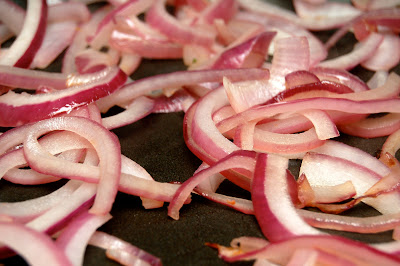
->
left=0, top=0, right=400, bottom=265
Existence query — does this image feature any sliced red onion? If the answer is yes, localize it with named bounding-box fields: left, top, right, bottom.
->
left=0, top=220, right=72, bottom=265
left=213, top=235, right=400, bottom=265
left=223, top=77, right=269, bottom=113
left=299, top=110, right=339, bottom=140
left=145, top=0, right=215, bottom=47
left=313, top=140, right=390, bottom=177
left=120, top=155, right=163, bottom=209
left=0, top=0, right=25, bottom=35
left=23, top=116, right=121, bottom=215
left=200, top=0, right=238, bottom=24
left=197, top=31, right=276, bottom=70
left=168, top=150, right=256, bottom=220
left=325, top=8, right=400, bottom=50
left=0, top=24, right=13, bottom=45
left=56, top=211, right=112, bottom=266
left=297, top=174, right=358, bottom=210
left=234, top=11, right=327, bottom=66
left=118, top=172, right=187, bottom=204
left=0, top=66, right=127, bottom=127
left=24, top=182, right=96, bottom=236
left=217, top=97, right=400, bottom=135
left=236, top=0, right=301, bottom=26
left=110, top=29, right=183, bottom=59
left=293, top=0, right=361, bottom=30
left=89, top=231, right=162, bottom=266
left=352, top=0, right=400, bottom=11
left=300, top=152, right=400, bottom=214
left=0, top=182, right=96, bottom=258
left=0, top=0, right=47, bottom=68
left=47, top=2, right=91, bottom=24
left=310, top=67, right=369, bottom=92
left=0, top=65, right=68, bottom=90
left=251, top=128, right=325, bottom=156
left=62, top=6, right=112, bottom=74
left=382, top=128, right=400, bottom=158
left=194, top=187, right=255, bottom=214
left=118, top=53, right=142, bottom=75
left=74, top=48, right=120, bottom=74
left=339, top=113, right=400, bottom=138
left=285, top=70, right=320, bottom=89
left=97, top=68, right=268, bottom=112
left=31, top=21, right=77, bottom=69
left=318, top=32, right=384, bottom=70
left=102, top=96, right=155, bottom=130
left=0, top=131, right=91, bottom=182
left=151, top=89, right=197, bottom=113
left=88, top=0, right=154, bottom=49
left=185, top=87, right=238, bottom=167
left=361, top=33, right=400, bottom=71
left=252, top=153, right=321, bottom=241
left=0, top=180, right=81, bottom=223
left=2, top=149, right=84, bottom=185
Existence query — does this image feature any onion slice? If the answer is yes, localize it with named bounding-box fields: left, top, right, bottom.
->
left=0, top=66, right=127, bottom=127
left=23, top=116, right=121, bottom=215
left=0, top=0, right=47, bottom=68
left=0, top=220, right=72, bottom=265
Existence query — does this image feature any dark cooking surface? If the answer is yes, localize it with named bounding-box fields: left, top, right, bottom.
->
left=1, top=0, right=400, bottom=265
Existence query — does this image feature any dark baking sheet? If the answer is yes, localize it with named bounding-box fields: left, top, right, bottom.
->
left=1, top=1, right=400, bottom=265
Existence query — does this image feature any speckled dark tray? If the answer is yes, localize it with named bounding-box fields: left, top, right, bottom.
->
left=1, top=1, right=400, bottom=265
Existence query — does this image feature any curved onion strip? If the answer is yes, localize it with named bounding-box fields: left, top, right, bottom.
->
left=205, top=31, right=276, bottom=70
left=194, top=187, right=254, bottom=215
left=339, top=113, right=400, bottom=138
left=194, top=186, right=400, bottom=235
left=318, top=32, right=384, bottom=70
left=299, top=110, right=339, bottom=140
left=212, top=235, right=400, bottom=265
left=0, top=220, right=72, bottom=265
left=313, top=140, right=390, bottom=177
left=23, top=117, right=121, bottom=215
left=0, top=0, right=25, bottom=35
left=252, top=153, right=321, bottom=242
left=2, top=149, right=84, bottom=185
left=0, top=0, right=47, bottom=68
left=381, top=128, right=400, bottom=158
left=97, top=68, right=268, bottom=112
left=311, top=67, right=369, bottom=92
left=121, top=155, right=163, bottom=209
left=56, top=211, right=112, bottom=266
left=300, top=152, right=400, bottom=214
left=234, top=11, right=327, bottom=66
left=293, top=0, right=361, bottom=30
left=0, top=180, right=81, bottom=223
left=145, top=0, right=215, bottom=47
left=89, top=231, right=162, bottom=266
left=0, top=65, right=68, bottom=90
left=361, top=33, right=400, bottom=71
left=217, top=97, right=400, bottom=135
left=102, top=96, right=155, bottom=130
left=0, top=131, right=91, bottom=180
left=0, top=66, right=127, bottom=127
left=22, top=182, right=96, bottom=237
left=252, top=127, right=325, bottom=156
left=0, top=182, right=96, bottom=258
left=168, top=150, right=256, bottom=220
left=110, top=29, right=183, bottom=59
left=31, top=21, right=78, bottom=70
left=88, top=0, right=154, bottom=49
left=199, top=0, right=238, bottom=24
left=62, top=6, right=112, bottom=74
